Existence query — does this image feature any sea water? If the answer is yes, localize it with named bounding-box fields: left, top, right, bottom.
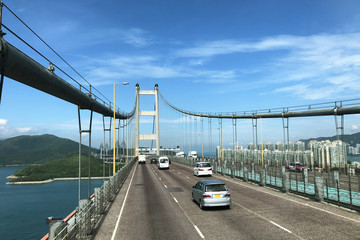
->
left=0, top=166, right=105, bottom=240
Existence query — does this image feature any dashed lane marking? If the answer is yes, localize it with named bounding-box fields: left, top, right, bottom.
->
left=194, top=225, right=205, bottom=239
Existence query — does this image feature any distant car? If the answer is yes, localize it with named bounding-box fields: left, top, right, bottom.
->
left=150, top=157, right=157, bottom=164
left=193, top=162, right=212, bottom=176
left=192, top=180, right=231, bottom=209
left=157, top=156, right=169, bottom=169
left=288, top=162, right=309, bottom=172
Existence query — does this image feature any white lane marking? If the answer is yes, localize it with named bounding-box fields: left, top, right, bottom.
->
left=178, top=172, right=181, bottom=174
left=215, top=175, right=360, bottom=224
left=111, top=163, right=137, bottom=240
left=232, top=201, right=303, bottom=239
left=169, top=191, right=205, bottom=239
left=152, top=164, right=206, bottom=239
left=164, top=184, right=167, bottom=188
left=269, top=221, right=292, bottom=233
left=186, top=176, right=190, bottom=180
left=194, top=225, right=205, bottom=239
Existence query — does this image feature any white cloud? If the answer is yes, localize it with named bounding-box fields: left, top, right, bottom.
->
left=351, top=124, right=359, bottom=130
left=0, top=119, right=8, bottom=126
left=174, top=33, right=360, bottom=100
left=0, top=119, right=37, bottom=138
left=122, top=28, right=154, bottom=47
left=72, top=32, right=360, bottom=100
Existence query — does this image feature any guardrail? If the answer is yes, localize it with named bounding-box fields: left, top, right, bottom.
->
left=172, top=156, right=360, bottom=211
left=41, top=157, right=136, bottom=240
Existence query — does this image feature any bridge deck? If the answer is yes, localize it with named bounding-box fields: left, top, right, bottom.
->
left=94, top=162, right=360, bottom=240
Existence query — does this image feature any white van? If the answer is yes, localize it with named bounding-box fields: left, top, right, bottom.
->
left=157, top=156, right=169, bottom=169
left=138, top=154, right=146, bottom=164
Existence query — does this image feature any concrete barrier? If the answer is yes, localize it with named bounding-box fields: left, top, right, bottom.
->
left=315, top=176, right=324, bottom=202
left=282, top=172, right=290, bottom=193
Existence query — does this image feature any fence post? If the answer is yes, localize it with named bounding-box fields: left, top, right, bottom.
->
left=231, top=159, right=235, bottom=178
left=315, top=176, right=324, bottom=202
left=222, top=160, right=225, bottom=176
left=282, top=172, right=290, bottom=193
left=332, top=170, right=339, bottom=188
left=302, top=168, right=308, bottom=184
left=241, top=161, right=244, bottom=179
left=77, top=199, right=90, bottom=239
left=348, top=169, right=353, bottom=206
left=260, top=169, right=266, bottom=186
left=251, top=163, right=255, bottom=181
left=48, top=221, right=66, bottom=240
left=281, top=165, right=286, bottom=178
left=243, top=166, right=248, bottom=182
left=264, top=164, right=268, bottom=185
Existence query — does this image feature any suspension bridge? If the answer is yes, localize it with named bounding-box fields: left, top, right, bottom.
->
left=0, top=2, right=360, bottom=239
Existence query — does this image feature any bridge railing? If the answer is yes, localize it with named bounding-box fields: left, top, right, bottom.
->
left=42, top=157, right=136, bottom=240
left=172, top=156, right=360, bottom=212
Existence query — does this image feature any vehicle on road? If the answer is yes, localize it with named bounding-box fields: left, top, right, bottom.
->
left=176, top=151, right=185, bottom=157
left=150, top=156, right=157, bottom=164
left=138, top=154, right=146, bottom=164
left=188, top=151, right=198, bottom=159
left=193, top=162, right=212, bottom=176
left=157, top=156, right=169, bottom=169
left=192, top=180, right=231, bottom=209
left=287, top=162, right=309, bottom=172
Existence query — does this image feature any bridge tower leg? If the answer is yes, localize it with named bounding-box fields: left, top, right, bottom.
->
left=155, top=85, right=160, bottom=156
left=0, top=2, right=4, bottom=104
left=252, top=116, right=258, bottom=149
left=135, top=84, right=160, bottom=156
left=77, top=104, right=93, bottom=202
left=102, top=115, right=112, bottom=177
left=334, top=106, right=344, bottom=141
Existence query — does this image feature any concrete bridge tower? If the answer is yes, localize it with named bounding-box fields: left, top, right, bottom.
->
left=135, top=84, right=160, bottom=156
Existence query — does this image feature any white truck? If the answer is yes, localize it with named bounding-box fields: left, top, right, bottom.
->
left=138, top=154, right=146, bottom=164
left=176, top=151, right=185, bottom=157
left=188, top=151, right=198, bottom=159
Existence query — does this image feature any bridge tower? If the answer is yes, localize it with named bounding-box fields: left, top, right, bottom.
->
left=135, top=84, right=160, bottom=156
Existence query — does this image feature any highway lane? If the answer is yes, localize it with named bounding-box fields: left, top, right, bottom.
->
left=95, top=161, right=360, bottom=240
left=152, top=163, right=302, bottom=239
left=152, top=162, right=360, bottom=240
left=109, top=163, right=202, bottom=240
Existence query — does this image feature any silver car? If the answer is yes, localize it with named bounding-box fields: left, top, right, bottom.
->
left=192, top=180, right=231, bottom=209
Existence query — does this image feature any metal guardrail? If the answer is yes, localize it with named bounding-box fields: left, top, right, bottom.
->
left=173, top=156, right=360, bottom=211
left=41, top=157, right=136, bottom=240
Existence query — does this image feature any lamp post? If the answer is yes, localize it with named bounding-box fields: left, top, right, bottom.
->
left=113, top=82, right=129, bottom=175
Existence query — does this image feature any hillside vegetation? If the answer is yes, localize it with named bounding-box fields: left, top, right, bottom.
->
left=299, top=132, right=360, bottom=148
left=0, top=134, right=97, bottom=166
left=11, top=154, right=119, bottom=182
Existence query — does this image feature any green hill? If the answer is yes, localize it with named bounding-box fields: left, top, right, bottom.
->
left=299, top=132, right=360, bottom=148
left=11, top=154, right=118, bottom=182
left=0, top=134, right=97, bottom=166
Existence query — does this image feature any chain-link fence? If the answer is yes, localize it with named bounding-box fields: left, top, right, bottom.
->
left=42, top=157, right=136, bottom=240
left=173, top=156, right=360, bottom=211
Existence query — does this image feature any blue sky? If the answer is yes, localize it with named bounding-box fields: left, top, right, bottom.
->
left=1, top=0, right=360, bottom=149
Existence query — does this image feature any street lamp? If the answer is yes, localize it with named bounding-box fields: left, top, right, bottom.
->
left=113, top=82, right=129, bottom=175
